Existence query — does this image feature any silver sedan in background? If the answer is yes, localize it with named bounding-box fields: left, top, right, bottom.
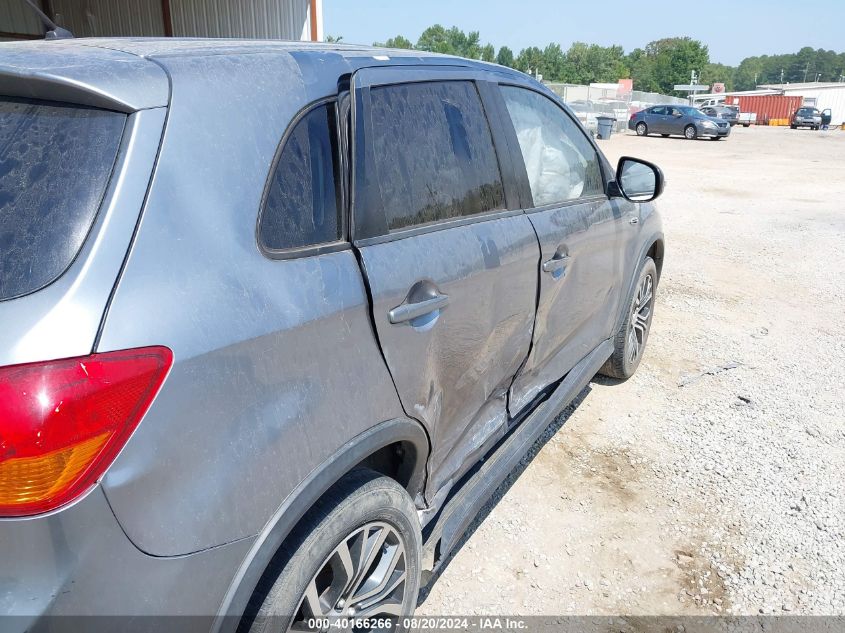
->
left=629, top=105, right=731, bottom=140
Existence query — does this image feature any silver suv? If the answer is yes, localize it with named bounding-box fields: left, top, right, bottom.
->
left=0, top=39, right=664, bottom=631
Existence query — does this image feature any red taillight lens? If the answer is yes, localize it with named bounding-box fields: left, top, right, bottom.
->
left=0, top=346, right=172, bottom=517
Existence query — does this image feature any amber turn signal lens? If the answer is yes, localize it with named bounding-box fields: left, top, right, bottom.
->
left=0, top=347, right=172, bottom=517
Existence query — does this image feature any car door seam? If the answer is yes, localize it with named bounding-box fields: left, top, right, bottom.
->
left=349, top=243, right=434, bottom=504
left=504, top=213, right=544, bottom=421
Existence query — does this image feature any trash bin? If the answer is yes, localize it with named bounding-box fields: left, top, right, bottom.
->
left=596, top=116, right=615, bottom=139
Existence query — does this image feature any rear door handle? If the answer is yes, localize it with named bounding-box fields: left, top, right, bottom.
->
left=388, top=293, right=449, bottom=324
left=542, top=255, right=571, bottom=276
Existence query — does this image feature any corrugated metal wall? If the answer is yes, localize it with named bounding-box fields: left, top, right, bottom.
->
left=0, top=0, right=45, bottom=38
left=170, top=0, right=308, bottom=39
left=51, top=0, right=165, bottom=37
left=44, top=0, right=309, bottom=40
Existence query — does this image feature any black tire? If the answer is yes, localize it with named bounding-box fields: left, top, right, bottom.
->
left=711, top=136, right=722, bottom=141
left=743, top=123, right=750, bottom=127
left=599, top=257, right=658, bottom=380
left=790, top=124, right=797, bottom=129
left=684, top=125, right=697, bottom=140
left=241, top=469, right=422, bottom=633
left=635, top=122, right=648, bottom=136
left=661, top=133, right=670, bottom=137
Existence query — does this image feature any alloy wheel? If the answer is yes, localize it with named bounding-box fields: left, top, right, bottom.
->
left=289, top=521, right=408, bottom=632
left=636, top=122, right=647, bottom=136
left=684, top=125, right=696, bottom=139
left=627, top=273, right=654, bottom=365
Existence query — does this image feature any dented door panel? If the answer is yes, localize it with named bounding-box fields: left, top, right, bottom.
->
left=510, top=198, right=622, bottom=414
left=358, top=215, right=538, bottom=502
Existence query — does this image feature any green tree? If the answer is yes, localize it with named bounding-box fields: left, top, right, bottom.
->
left=562, top=42, right=628, bottom=84
left=515, top=46, right=543, bottom=76
left=734, top=56, right=763, bottom=90
left=416, top=25, right=482, bottom=58
left=480, top=43, right=495, bottom=62
left=416, top=24, right=454, bottom=54
left=541, top=43, right=566, bottom=81
left=458, top=28, right=482, bottom=58
left=375, top=35, right=414, bottom=49
left=632, top=37, right=710, bottom=94
left=700, top=62, right=735, bottom=91
left=324, top=34, right=343, bottom=43
left=496, top=45, right=514, bottom=67
left=627, top=47, right=658, bottom=92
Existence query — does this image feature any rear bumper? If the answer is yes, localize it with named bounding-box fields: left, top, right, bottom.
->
left=0, top=486, right=253, bottom=631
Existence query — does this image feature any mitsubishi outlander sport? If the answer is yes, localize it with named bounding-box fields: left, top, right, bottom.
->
left=0, top=38, right=665, bottom=632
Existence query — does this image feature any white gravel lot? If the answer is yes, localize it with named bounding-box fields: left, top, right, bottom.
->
left=417, top=125, right=845, bottom=616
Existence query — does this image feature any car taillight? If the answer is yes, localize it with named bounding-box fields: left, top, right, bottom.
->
left=0, top=346, right=172, bottom=517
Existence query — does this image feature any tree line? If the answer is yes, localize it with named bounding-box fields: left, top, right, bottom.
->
left=367, top=25, right=845, bottom=95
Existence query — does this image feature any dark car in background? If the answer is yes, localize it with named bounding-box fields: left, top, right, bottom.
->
left=791, top=106, right=823, bottom=130
left=629, top=105, right=731, bottom=140
left=1, top=38, right=666, bottom=631
left=700, top=105, right=739, bottom=126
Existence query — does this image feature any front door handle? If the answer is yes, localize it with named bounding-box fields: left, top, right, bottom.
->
left=542, top=255, right=571, bottom=277
left=388, top=293, right=449, bottom=324
left=629, top=217, right=639, bottom=224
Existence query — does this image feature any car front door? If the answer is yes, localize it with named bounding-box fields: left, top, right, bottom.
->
left=646, top=106, right=665, bottom=133
left=495, top=84, right=627, bottom=414
left=666, top=106, right=686, bottom=134
left=350, top=68, right=539, bottom=503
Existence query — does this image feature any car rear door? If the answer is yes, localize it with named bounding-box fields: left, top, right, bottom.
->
left=350, top=67, right=539, bottom=503
left=494, top=84, right=627, bottom=414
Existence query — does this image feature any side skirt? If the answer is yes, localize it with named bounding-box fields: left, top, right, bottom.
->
left=419, top=338, right=614, bottom=574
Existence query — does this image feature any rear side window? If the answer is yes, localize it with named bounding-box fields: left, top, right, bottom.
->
left=0, top=98, right=125, bottom=301
left=364, top=81, right=504, bottom=235
left=259, top=103, right=341, bottom=252
left=501, top=86, right=604, bottom=208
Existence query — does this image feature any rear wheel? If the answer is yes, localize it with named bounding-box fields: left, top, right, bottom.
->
left=241, top=469, right=422, bottom=633
left=684, top=125, right=697, bottom=140
left=600, top=257, right=657, bottom=380
left=635, top=122, right=648, bottom=136
left=790, top=124, right=797, bottom=129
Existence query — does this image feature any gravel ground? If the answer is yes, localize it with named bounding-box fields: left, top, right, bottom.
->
left=416, top=125, right=845, bottom=616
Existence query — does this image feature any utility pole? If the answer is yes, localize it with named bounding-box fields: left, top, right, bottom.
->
left=690, top=69, right=698, bottom=104
left=780, top=68, right=785, bottom=84
left=803, top=62, right=810, bottom=82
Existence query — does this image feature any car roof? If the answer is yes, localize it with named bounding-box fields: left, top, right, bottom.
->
left=0, top=38, right=526, bottom=112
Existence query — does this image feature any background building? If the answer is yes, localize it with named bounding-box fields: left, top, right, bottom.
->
left=1, top=0, right=323, bottom=42
left=758, top=82, right=845, bottom=126
left=693, top=82, right=845, bottom=126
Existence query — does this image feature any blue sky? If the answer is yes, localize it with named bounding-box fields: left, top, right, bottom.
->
left=323, top=0, right=845, bottom=66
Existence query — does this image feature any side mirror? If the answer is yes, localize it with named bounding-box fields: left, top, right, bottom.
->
left=611, top=156, right=665, bottom=202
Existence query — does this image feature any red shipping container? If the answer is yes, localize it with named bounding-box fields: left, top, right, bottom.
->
left=733, top=95, right=803, bottom=124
